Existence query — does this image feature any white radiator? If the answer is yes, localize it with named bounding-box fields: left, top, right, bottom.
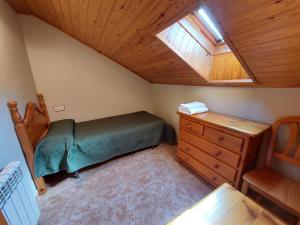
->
left=0, top=162, right=40, bottom=225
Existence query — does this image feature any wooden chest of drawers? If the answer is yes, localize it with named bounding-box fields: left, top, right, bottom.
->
left=177, top=112, right=270, bottom=188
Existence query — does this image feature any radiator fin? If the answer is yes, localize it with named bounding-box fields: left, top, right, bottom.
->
left=0, top=162, right=40, bottom=225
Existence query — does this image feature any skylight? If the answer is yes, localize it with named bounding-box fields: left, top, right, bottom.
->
left=156, top=7, right=251, bottom=83
left=198, top=8, right=223, bottom=43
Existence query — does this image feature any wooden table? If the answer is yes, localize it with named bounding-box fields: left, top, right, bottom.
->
left=167, top=183, right=286, bottom=225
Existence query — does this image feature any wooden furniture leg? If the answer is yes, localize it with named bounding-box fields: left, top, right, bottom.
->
left=73, top=171, right=80, bottom=179
left=0, top=211, right=8, bottom=225
left=35, top=177, right=47, bottom=195
left=255, top=194, right=263, bottom=203
left=241, top=180, right=249, bottom=195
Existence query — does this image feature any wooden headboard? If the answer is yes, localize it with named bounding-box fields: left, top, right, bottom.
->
left=7, top=94, right=50, bottom=195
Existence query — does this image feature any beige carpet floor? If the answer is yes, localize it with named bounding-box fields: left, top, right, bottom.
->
left=38, top=144, right=214, bottom=225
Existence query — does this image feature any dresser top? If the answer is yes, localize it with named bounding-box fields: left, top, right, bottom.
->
left=178, top=111, right=270, bottom=137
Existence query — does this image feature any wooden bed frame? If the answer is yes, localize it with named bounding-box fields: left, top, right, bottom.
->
left=7, top=94, right=50, bottom=195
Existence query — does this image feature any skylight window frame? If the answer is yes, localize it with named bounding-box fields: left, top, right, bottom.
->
left=195, top=8, right=224, bottom=45
left=155, top=7, right=253, bottom=84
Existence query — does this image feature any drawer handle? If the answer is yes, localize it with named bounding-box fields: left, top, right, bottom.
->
left=217, top=136, right=224, bottom=141
left=215, top=151, right=222, bottom=156
left=214, top=164, right=220, bottom=169
left=187, top=124, right=191, bottom=130
left=212, top=176, right=217, bottom=181
left=185, top=147, right=190, bottom=152
left=186, top=136, right=191, bottom=141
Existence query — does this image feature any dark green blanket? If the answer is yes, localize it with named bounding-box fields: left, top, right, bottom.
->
left=35, top=111, right=176, bottom=177
left=35, top=119, right=75, bottom=177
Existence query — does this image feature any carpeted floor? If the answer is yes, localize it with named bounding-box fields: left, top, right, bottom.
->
left=38, top=144, right=214, bottom=225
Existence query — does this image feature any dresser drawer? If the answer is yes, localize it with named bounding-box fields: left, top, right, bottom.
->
left=180, top=130, right=240, bottom=168
left=177, top=150, right=230, bottom=186
left=178, top=112, right=269, bottom=188
left=180, top=118, right=204, bottom=136
left=204, top=127, right=244, bottom=153
left=178, top=141, right=236, bottom=182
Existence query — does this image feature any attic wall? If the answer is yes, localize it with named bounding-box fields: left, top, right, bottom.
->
left=19, top=15, right=153, bottom=122
left=0, top=1, right=37, bottom=196
left=152, top=84, right=300, bottom=181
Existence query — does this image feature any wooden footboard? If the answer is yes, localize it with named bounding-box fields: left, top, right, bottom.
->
left=7, top=94, right=50, bottom=195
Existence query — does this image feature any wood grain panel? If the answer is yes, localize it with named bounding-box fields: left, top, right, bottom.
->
left=175, top=15, right=249, bottom=82
left=179, top=141, right=237, bottom=182
left=179, top=16, right=216, bottom=55
left=6, top=0, right=300, bottom=86
left=177, top=150, right=229, bottom=186
left=179, top=130, right=241, bottom=168
left=243, top=168, right=300, bottom=219
left=210, top=52, right=248, bottom=80
left=168, top=184, right=287, bottom=225
left=179, top=112, right=270, bottom=137
left=180, top=118, right=204, bottom=136
left=157, top=22, right=211, bottom=80
left=5, top=0, right=207, bottom=85
left=6, top=0, right=32, bottom=14
left=203, top=0, right=300, bottom=86
left=203, top=127, right=244, bottom=154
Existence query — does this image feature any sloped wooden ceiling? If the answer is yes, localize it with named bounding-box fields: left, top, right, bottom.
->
left=6, top=0, right=300, bottom=87
left=7, top=0, right=208, bottom=85
left=203, top=0, right=300, bottom=86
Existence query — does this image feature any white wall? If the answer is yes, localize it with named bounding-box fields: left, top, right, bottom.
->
left=152, top=85, right=300, bottom=130
left=0, top=1, right=37, bottom=195
left=19, top=15, right=153, bottom=122
left=152, top=84, right=300, bottom=180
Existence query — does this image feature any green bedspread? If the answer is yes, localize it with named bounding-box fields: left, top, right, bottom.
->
left=35, top=119, right=75, bottom=177
left=34, top=111, right=176, bottom=177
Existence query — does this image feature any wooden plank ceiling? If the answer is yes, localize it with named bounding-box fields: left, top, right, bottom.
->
left=204, top=0, right=300, bottom=86
left=6, top=0, right=300, bottom=87
left=7, top=0, right=208, bottom=85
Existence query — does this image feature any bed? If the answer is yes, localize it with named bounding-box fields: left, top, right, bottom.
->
left=7, top=94, right=176, bottom=195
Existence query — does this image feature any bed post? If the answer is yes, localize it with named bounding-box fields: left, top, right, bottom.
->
left=37, top=93, right=50, bottom=125
left=7, top=101, right=47, bottom=195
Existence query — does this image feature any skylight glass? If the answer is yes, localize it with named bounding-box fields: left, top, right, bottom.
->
left=198, top=8, right=223, bottom=43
